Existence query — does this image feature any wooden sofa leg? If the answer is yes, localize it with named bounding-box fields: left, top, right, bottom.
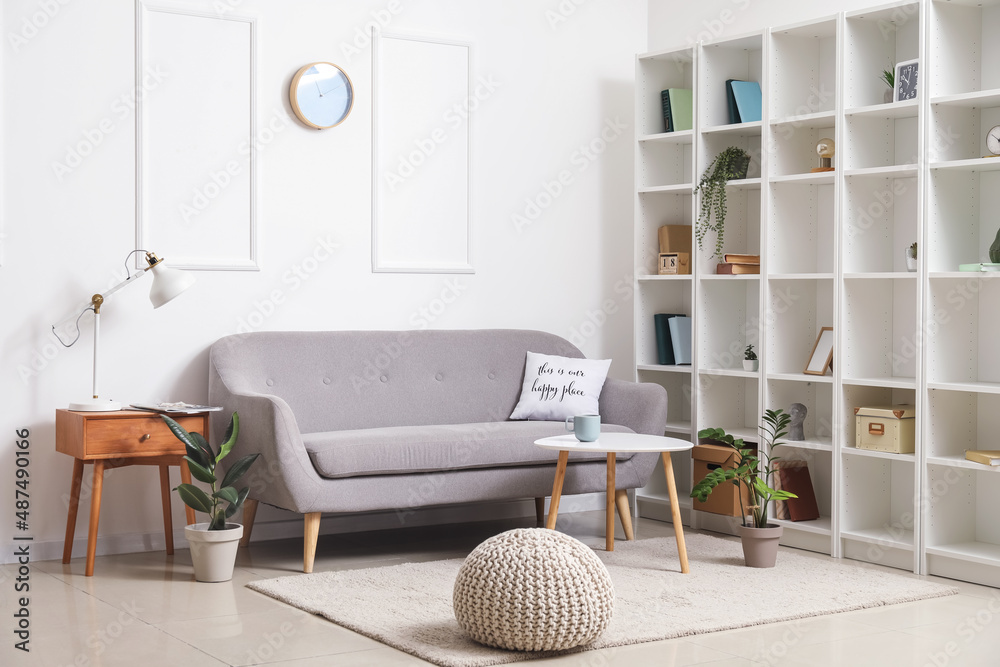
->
left=303, top=512, right=321, bottom=573
left=239, top=499, right=258, bottom=547
left=615, top=490, right=635, bottom=540
left=534, top=497, right=545, bottom=525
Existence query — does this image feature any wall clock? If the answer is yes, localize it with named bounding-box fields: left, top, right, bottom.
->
left=987, top=125, right=1000, bottom=157
left=289, top=62, right=354, bottom=129
left=894, top=59, right=918, bottom=102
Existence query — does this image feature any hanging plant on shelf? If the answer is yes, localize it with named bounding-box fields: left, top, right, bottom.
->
left=695, top=146, right=752, bottom=260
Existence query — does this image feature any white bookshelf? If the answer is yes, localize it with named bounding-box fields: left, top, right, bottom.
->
left=634, top=0, right=1000, bottom=586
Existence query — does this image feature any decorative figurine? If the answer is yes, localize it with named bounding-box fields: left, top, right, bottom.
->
left=811, top=138, right=835, bottom=173
left=788, top=403, right=807, bottom=441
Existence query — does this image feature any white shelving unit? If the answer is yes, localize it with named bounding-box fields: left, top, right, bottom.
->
left=634, top=0, right=1000, bottom=586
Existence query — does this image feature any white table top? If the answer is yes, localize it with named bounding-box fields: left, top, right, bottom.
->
left=534, top=433, right=693, bottom=454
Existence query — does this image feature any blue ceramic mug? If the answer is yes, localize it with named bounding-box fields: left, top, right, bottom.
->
left=565, top=414, right=600, bottom=442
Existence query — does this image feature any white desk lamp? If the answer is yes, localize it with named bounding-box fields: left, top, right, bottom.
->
left=52, top=250, right=195, bottom=411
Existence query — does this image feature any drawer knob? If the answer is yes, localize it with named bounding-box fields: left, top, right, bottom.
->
left=140, top=433, right=151, bottom=442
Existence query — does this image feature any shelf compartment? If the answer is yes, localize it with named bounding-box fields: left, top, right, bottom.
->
left=844, top=3, right=920, bottom=109
left=841, top=383, right=916, bottom=450
left=636, top=195, right=693, bottom=277
left=842, top=171, right=919, bottom=274
left=844, top=99, right=919, bottom=119
left=926, top=466, right=1000, bottom=569
left=927, top=170, right=1000, bottom=272
left=637, top=47, right=695, bottom=137
left=927, top=277, right=1000, bottom=385
left=696, top=137, right=762, bottom=267
left=638, top=140, right=694, bottom=189
left=842, top=276, right=918, bottom=385
left=769, top=446, right=833, bottom=530
left=638, top=369, right=693, bottom=440
left=766, top=378, right=834, bottom=450
left=843, top=113, right=918, bottom=171
left=929, top=0, right=1000, bottom=99
left=841, top=454, right=917, bottom=563
left=768, top=17, right=837, bottom=120
left=768, top=179, right=836, bottom=274
left=635, top=283, right=693, bottom=368
left=698, top=278, right=760, bottom=372
left=766, top=279, right=833, bottom=376
left=769, top=125, right=837, bottom=178
left=699, top=32, right=764, bottom=130
left=698, top=375, right=760, bottom=443
left=926, top=390, right=1000, bottom=460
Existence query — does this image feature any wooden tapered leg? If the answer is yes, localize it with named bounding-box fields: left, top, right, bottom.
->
left=63, top=459, right=85, bottom=564
left=303, top=512, right=321, bottom=573
left=240, top=498, right=259, bottom=547
left=179, top=460, right=196, bottom=525
left=615, top=489, right=635, bottom=541
left=158, top=466, right=174, bottom=555
left=606, top=453, right=616, bottom=552
left=534, top=497, right=545, bottom=525
left=85, top=460, right=106, bottom=577
left=662, top=452, right=690, bottom=574
left=545, top=451, right=570, bottom=530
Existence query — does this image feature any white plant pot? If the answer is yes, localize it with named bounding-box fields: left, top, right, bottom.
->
left=905, top=256, right=917, bottom=272
left=185, top=522, right=243, bottom=583
left=743, top=360, right=759, bottom=372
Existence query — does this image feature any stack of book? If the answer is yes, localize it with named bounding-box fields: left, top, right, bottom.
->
left=716, top=254, right=760, bottom=275
left=966, top=450, right=1000, bottom=466
left=653, top=313, right=692, bottom=365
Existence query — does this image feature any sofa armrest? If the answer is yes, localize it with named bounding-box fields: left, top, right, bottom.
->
left=598, top=377, right=668, bottom=436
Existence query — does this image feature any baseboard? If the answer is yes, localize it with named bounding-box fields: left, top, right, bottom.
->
left=14, top=492, right=608, bottom=565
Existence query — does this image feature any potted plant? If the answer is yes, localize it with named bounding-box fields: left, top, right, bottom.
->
left=162, top=413, right=260, bottom=582
left=695, top=146, right=752, bottom=260
left=743, top=344, right=758, bottom=372
left=990, top=227, right=1000, bottom=264
left=690, top=409, right=797, bottom=568
left=905, top=242, right=917, bottom=272
left=880, top=63, right=894, bottom=104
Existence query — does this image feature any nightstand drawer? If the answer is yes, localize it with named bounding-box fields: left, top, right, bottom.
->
left=85, top=415, right=202, bottom=457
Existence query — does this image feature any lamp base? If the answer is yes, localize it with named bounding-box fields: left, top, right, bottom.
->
left=68, top=399, right=123, bottom=412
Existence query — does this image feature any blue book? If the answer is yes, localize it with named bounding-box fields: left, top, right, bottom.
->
left=730, top=80, right=762, bottom=123
left=667, top=316, right=693, bottom=365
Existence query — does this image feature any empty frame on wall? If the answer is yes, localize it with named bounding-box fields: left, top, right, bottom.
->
left=136, top=2, right=257, bottom=270
left=373, top=33, right=473, bottom=274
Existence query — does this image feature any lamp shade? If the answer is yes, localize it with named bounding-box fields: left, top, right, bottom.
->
left=148, top=261, right=195, bottom=308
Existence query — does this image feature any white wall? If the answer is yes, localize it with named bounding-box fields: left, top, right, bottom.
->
left=648, top=0, right=876, bottom=50
left=0, top=0, right=646, bottom=561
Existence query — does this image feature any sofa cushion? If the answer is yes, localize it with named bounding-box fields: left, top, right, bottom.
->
left=304, top=421, right=635, bottom=479
left=509, top=352, right=612, bottom=421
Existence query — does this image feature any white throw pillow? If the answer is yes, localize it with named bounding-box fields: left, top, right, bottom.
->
left=509, top=352, right=612, bottom=421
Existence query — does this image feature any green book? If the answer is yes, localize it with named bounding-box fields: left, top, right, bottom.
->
left=667, top=89, right=693, bottom=132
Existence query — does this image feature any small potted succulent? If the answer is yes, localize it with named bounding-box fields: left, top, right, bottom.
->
left=162, top=412, right=259, bottom=582
left=880, top=63, right=894, bottom=104
left=696, top=146, right=752, bottom=260
left=691, top=409, right=797, bottom=568
left=905, top=242, right=917, bottom=272
left=743, top=344, right=758, bottom=372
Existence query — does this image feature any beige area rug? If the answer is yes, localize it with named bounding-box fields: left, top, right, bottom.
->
left=247, top=533, right=958, bottom=667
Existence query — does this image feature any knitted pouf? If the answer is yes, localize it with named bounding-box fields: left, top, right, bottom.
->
left=452, top=528, right=614, bottom=651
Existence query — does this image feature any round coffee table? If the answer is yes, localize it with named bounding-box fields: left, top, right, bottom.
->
left=534, top=433, right=694, bottom=574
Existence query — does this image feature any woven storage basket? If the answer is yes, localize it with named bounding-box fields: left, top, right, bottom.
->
left=452, top=528, right=614, bottom=651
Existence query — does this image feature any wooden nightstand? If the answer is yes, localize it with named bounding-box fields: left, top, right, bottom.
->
left=56, top=409, right=208, bottom=576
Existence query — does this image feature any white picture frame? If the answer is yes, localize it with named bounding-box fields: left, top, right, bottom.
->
left=804, top=327, right=834, bottom=376
left=893, top=58, right=918, bottom=103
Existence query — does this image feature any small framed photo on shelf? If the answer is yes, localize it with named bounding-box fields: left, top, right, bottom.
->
left=894, top=59, right=918, bottom=102
left=804, top=327, right=834, bottom=376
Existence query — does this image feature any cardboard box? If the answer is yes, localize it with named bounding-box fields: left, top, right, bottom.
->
left=855, top=405, right=915, bottom=453
left=692, top=443, right=754, bottom=517
left=658, top=252, right=691, bottom=275
left=658, top=225, right=692, bottom=254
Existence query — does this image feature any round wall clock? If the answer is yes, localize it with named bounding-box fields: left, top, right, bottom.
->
left=987, top=125, right=1000, bottom=156
left=289, top=63, right=354, bottom=129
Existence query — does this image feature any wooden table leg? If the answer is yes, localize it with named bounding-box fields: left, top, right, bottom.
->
left=606, top=453, right=616, bottom=552
left=545, top=451, right=570, bottom=530
left=615, top=489, right=635, bottom=540
left=179, top=459, right=197, bottom=526
left=63, top=459, right=85, bottom=564
left=662, top=452, right=690, bottom=574
left=159, top=466, right=174, bottom=555
left=85, top=460, right=105, bottom=577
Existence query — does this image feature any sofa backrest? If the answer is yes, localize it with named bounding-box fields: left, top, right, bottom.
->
left=209, top=329, right=584, bottom=433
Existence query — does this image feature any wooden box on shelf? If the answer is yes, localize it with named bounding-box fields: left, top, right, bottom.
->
left=854, top=405, right=915, bottom=454
left=658, top=252, right=690, bottom=275
left=692, top=443, right=753, bottom=516
left=658, top=225, right=692, bottom=254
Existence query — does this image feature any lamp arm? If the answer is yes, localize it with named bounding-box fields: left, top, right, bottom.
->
left=51, top=266, right=151, bottom=347
left=98, top=265, right=150, bottom=303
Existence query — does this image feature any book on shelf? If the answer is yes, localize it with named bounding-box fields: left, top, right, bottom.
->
left=729, top=80, right=762, bottom=123
left=725, top=80, right=740, bottom=124
left=774, top=460, right=820, bottom=522
left=666, top=315, right=692, bottom=365
left=722, top=253, right=760, bottom=265
left=660, top=88, right=693, bottom=133
left=660, top=90, right=673, bottom=132
left=959, top=263, right=1000, bottom=272
left=653, top=313, right=684, bottom=365
left=716, top=262, right=760, bottom=275
left=965, top=450, right=1000, bottom=466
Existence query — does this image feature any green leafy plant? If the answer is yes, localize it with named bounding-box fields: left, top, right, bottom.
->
left=690, top=409, right=797, bottom=528
left=161, top=413, right=259, bottom=531
left=744, top=344, right=757, bottom=361
left=695, top=146, right=752, bottom=260
left=880, top=64, right=894, bottom=89
left=907, top=241, right=917, bottom=258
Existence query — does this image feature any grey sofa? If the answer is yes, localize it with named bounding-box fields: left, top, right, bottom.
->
left=208, top=329, right=667, bottom=571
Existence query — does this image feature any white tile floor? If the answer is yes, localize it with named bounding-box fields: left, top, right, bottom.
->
left=6, top=511, right=1000, bottom=666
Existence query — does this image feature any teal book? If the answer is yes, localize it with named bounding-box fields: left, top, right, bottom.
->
left=730, top=80, right=762, bottom=123
left=667, top=89, right=693, bottom=131
left=726, top=79, right=740, bottom=124
left=654, top=313, right=683, bottom=365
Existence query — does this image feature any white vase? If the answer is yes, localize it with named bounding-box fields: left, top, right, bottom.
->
left=884, top=88, right=894, bottom=104
left=743, top=360, right=759, bottom=372
left=185, top=522, right=243, bottom=582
